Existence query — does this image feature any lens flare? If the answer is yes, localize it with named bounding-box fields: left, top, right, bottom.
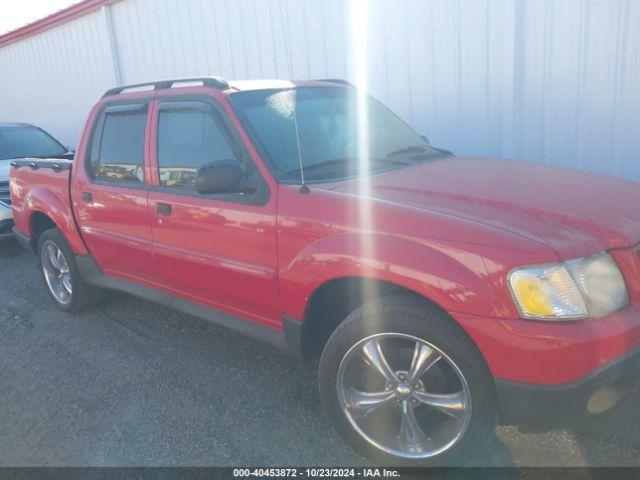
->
left=349, top=0, right=382, bottom=321
left=350, top=0, right=373, bottom=254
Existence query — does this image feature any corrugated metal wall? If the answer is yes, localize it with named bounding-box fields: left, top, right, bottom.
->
left=1, top=0, right=638, bottom=180
left=0, top=8, right=116, bottom=149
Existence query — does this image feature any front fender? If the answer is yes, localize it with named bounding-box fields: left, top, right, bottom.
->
left=279, top=232, right=521, bottom=321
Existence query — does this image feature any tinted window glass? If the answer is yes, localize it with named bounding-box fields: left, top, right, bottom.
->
left=158, top=106, right=238, bottom=190
left=0, top=126, right=67, bottom=160
left=93, top=111, right=147, bottom=183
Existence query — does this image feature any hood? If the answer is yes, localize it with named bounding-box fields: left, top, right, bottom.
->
left=323, top=157, right=640, bottom=260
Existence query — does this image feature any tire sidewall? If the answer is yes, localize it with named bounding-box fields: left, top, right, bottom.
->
left=318, top=296, right=497, bottom=466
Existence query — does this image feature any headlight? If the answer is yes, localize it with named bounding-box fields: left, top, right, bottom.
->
left=508, top=253, right=628, bottom=320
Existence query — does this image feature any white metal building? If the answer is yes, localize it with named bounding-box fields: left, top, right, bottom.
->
left=0, top=0, right=638, bottom=181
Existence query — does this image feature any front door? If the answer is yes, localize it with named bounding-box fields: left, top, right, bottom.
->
left=147, top=96, right=279, bottom=328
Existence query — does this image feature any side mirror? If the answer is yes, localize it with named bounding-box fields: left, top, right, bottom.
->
left=196, top=160, right=243, bottom=195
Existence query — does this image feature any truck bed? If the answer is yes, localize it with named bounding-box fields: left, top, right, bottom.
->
left=9, top=158, right=85, bottom=253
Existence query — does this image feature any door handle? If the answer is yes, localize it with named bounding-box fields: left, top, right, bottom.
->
left=156, top=203, right=172, bottom=216
left=81, top=192, right=92, bottom=202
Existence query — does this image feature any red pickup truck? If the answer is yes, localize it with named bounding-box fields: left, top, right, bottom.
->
left=10, top=77, right=640, bottom=465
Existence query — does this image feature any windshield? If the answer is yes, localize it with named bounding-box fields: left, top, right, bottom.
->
left=230, top=87, right=449, bottom=183
left=0, top=126, right=67, bottom=161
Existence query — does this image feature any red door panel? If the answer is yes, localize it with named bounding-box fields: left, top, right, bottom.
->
left=74, top=184, right=153, bottom=281
left=148, top=193, right=279, bottom=326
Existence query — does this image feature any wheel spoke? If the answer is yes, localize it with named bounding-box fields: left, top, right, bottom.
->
left=361, top=338, right=398, bottom=384
left=61, top=275, right=73, bottom=295
left=47, top=245, right=60, bottom=269
left=408, top=342, right=441, bottom=382
left=400, top=400, right=428, bottom=449
left=41, top=241, right=73, bottom=305
left=413, top=390, right=466, bottom=418
left=344, top=388, right=395, bottom=415
left=338, top=333, right=472, bottom=459
left=58, top=256, right=69, bottom=274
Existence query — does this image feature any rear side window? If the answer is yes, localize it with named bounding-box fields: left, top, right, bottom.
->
left=157, top=103, right=239, bottom=190
left=88, top=104, right=147, bottom=184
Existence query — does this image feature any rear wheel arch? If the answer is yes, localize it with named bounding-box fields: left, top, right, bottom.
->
left=29, top=211, right=57, bottom=251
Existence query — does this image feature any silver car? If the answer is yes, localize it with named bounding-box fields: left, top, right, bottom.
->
left=0, top=123, right=73, bottom=238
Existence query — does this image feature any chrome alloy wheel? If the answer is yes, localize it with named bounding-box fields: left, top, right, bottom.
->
left=42, top=240, right=73, bottom=305
left=336, top=333, right=472, bottom=459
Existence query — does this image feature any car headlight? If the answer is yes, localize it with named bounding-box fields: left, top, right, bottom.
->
left=508, top=253, right=628, bottom=320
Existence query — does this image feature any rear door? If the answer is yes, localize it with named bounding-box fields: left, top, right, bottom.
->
left=146, top=94, right=280, bottom=327
left=72, top=100, right=156, bottom=282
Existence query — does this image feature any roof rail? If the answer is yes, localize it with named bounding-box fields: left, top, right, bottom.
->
left=315, top=78, right=354, bottom=87
left=102, top=76, right=230, bottom=98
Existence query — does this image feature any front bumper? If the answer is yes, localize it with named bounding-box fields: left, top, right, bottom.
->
left=496, top=346, right=640, bottom=430
left=454, top=303, right=640, bottom=385
left=0, top=203, right=13, bottom=238
left=453, top=302, right=640, bottom=430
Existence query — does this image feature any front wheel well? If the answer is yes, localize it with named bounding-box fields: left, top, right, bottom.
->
left=301, top=277, right=444, bottom=361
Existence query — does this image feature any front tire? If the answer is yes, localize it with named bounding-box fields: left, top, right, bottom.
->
left=38, top=228, right=101, bottom=312
left=318, top=295, right=497, bottom=466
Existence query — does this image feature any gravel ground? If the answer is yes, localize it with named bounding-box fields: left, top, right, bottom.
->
left=1, top=236, right=640, bottom=467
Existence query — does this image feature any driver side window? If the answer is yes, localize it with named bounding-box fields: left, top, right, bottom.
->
left=157, top=103, right=240, bottom=190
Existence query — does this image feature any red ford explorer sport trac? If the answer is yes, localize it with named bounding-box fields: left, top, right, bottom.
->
left=9, top=77, right=640, bottom=465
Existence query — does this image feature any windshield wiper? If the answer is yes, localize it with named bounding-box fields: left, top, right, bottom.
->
left=385, top=145, right=430, bottom=158
left=281, top=156, right=414, bottom=180
left=283, top=157, right=353, bottom=178
left=386, top=144, right=454, bottom=160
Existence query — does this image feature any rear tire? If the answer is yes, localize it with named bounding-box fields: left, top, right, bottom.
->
left=318, top=295, right=497, bottom=466
left=37, top=228, right=102, bottom=312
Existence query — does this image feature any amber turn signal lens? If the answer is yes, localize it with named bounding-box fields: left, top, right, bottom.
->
left=509, top=264, right=587, bottom=320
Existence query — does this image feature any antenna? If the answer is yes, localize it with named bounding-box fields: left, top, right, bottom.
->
left=278, top=0, right=309, bottom=194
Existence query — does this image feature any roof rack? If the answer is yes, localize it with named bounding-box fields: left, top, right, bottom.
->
left=102, top=76, right=230, bottom=98
left=315, top=78, right=354, bottom=87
